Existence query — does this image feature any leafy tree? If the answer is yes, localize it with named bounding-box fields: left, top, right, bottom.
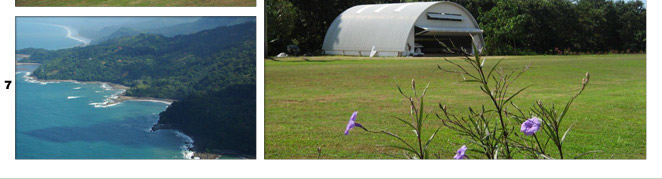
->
left=265, top=0, right=646, bottom=55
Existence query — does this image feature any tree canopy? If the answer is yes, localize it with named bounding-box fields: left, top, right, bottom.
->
left=267, top=0, right=645, bottom=55
left=21, top=23, right=256, bottom=100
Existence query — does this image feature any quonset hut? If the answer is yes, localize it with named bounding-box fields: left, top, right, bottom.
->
left=322, top=1, right=484, bottom=57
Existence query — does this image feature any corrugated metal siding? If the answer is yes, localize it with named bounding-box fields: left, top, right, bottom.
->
left=322, top=1, right=483, bottom=57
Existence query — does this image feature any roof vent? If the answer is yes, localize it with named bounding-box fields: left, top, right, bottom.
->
left=427, top=12, right=462, bottom=21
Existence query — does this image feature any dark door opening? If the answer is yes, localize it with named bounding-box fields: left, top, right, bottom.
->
left=414, top=35, right=473, bottom=56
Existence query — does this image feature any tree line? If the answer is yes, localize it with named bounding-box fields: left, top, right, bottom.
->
left=267, top=0, right=645, bottom=56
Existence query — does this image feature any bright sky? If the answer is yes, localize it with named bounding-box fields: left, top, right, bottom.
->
left=625, top=0, right=647, bottom=7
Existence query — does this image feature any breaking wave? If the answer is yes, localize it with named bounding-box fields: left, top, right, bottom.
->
left=175, top=131, right=195, bottom=159
left=89, top=89, right=124, bottom=108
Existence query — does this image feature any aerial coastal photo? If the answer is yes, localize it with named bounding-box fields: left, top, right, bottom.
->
left=15, top=0, right=256, bottom=7
left=266, top=0, right=645, bottom=159
left=15, top=17, right=256, bottom=159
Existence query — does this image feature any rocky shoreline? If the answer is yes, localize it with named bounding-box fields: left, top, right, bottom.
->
left=17, top=63, right=249, bottom=160
left=152, top=123, right=254, bottom=159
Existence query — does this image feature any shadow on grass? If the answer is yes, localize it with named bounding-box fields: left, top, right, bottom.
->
left=298, top=58, right=340, bottom=63
left=267, top=57, right=340, bottom=63
left=266, top=57, right=280, bottom=61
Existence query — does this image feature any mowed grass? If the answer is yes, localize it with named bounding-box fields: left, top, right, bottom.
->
left=15, top=0, right=255, bottom=7
left=265, top=54, right=646, bottom=159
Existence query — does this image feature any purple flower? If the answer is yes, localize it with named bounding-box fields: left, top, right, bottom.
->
left=453, top=145, right=467, bottom=159
left=344, top=111, right=362, bottom=135
left=521, top=117, right=542, bottom=136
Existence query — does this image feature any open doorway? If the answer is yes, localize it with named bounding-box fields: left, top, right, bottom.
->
left=414, top=35, right=473, bottom=56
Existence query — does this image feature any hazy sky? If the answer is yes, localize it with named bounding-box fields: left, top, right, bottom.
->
left=625, top=0, right=647, bottom=7
left=16, top=17, right=200, bottom=32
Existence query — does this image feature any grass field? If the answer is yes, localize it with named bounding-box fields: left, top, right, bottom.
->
left=265, top=54, right=646, bottom=159
left=15, top=0, right=255, bottom=7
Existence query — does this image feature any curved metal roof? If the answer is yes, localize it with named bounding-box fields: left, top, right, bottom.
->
left=322, top=1, right=482, bottom=54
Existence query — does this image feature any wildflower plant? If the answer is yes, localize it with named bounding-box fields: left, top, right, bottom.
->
left=506, top=72, right=597, bottom=159
left=453, top=145, right=468, bottom=159
left=344, top=37, right=593, bottom=159
left=437, top=38, right=593, bottom=159
left=436, top=42, right=531, bottom=159
left=344, top=80, right=440, bottom=159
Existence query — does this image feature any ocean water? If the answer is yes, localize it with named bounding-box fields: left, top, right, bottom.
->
left=16, top=19, right=194, bottom=159
left=16, top=66, right=192, bottom=159
left=16, top=22, right=82, bottom=50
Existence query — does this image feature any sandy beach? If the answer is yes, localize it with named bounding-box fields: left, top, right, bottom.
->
left=112, top=96, right=176, bottom=105
left=16, top=54, right=35, bottom=65
left=34, top=79, right=130, bottom=90
left=36, top=79, right=178, bottom=106
left=50, top=24, right=91, bottom=46
left=19, top=68, right=177, bottom=106
left=16, top=54, right=31, bottom=58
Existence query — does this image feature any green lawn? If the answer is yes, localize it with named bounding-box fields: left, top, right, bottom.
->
left=265, top=54, right=646, bottom=159
left=15, top=0, right=255, bottom=6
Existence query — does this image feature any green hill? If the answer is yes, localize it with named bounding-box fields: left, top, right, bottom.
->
left=21, top=23, right=255, bottom=100
left=18, top=22, right=257, bottom=158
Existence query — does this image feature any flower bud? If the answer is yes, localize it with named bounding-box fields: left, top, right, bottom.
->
left=582, top=72, right=590, bottom=85
left=411, top=79, right=416, bottom=91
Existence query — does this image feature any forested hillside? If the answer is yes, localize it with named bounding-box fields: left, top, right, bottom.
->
left=17, top=22, right=257, bottom=157
left=151, top=16, right=255, bottom=37
left=21, top=23, right=256, bottom=100
left=157, top=84, right=256, bottom=157
left=267, top=0, right=646, bottom=55
left=90, top=17, right=256, bottom=44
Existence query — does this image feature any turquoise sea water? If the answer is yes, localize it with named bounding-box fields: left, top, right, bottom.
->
left=16, top=22, right=82, bottom=50
left=15, top=20, right=192, bottom=159
left=16, top=66, right=191, bottom=159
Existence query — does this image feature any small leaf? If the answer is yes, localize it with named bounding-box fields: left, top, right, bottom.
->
left=487, top=58, right=504, bottom=79
left=396, top=85, right=409, bottom=98
left=503, top=85, right=533, bottom=105
left=561, top=122, right=576, bottom=144
left=394, top=117, right=416, bottom=130
left=538, top=153, right=554, bottom=159
left=424, top=127, right=441, bottom=150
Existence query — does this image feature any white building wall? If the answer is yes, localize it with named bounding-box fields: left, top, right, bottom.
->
left=322, top=1, right=484, bottom=57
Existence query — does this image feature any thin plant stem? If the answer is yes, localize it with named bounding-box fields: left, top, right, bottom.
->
left=533, top=134, right=545, bottom=154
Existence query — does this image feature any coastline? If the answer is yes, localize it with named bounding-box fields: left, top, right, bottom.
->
left=16, top=62, right=41, bottom=65
left=33, top=78, right=130, bottom=90
left=19, top=22, right=92, bottom=47
left=17, top=64, right=177, bottom=106
left=50, top=24, right=91, bottom=46
left=16, top=54, right=31, bottom=59
left=113, top=95, right=176, bottom=105
left=16, top=66, right=247, bottom=160
left=16, top=66, right=193, bottom=158
left=35, top=78, right=177, bottom=106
